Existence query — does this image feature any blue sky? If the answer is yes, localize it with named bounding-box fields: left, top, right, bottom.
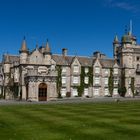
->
left=1, top=0, right=140, bottom=60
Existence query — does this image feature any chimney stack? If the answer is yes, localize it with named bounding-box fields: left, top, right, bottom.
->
left=62, top=48, right=67, bottom=56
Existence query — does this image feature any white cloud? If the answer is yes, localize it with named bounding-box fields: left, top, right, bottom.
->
left=105, top=0, right=139, bottom=13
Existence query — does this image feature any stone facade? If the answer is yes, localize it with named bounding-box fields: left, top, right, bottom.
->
left=0, top=29, right=140, bottom=101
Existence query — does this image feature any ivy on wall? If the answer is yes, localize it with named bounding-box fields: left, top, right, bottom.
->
left=56, top=66, right=62, bottom=98
left=118, top=68, right=126, bottom=97
left=75, top=66, right=93, bottom=97
left=130, top=77, right=135, bottom=97
left=108, top=68, right=114, bottom=96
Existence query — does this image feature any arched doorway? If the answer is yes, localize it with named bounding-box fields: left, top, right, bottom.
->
left=38, top=83, right=47, bottom=101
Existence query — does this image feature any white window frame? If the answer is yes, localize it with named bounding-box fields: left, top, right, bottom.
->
left=73, top=76, right=79, bottom=84
left=113, top=88, right=118, bottom=95
left=95, top=67, right=100, bottom=74
left=85, top=67, right=89, bottom=73
left=84, top=76, right=89, bottom=84
left=72, top=88, right=78, bottom=96
left=114, top=68, right=118, bottom=74
left=62, top=67, right=66, bottom=73
left=105, top=88, right=109, bottom=96
left=94, top=88, right=99, bottom=96
left=73, top=65, right=79, bottom=73
left=62, top=76, right=67, bottom=84
left=94, top=77, right=100, bottom=85
left=61, top=88, right=66, bottom=97
left=84, top=88, right=88, bottom=96
left=104, top=77, right=108, bottom=85
left=105, top=69, right=108, bottom=75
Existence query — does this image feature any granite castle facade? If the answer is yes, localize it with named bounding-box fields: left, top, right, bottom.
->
left=0, top=30, right=140, bottom=101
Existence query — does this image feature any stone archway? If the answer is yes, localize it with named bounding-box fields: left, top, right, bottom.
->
left=38, top=83, right=47, bottom=101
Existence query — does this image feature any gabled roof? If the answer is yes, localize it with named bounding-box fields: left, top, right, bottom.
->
left=3, top=55, right=19, bottom=64
left=99, top=59, right=115, bottom=68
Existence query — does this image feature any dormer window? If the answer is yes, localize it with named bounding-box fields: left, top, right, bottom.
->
left=105, top=69, right=108, bottom=75
left=62, top=67, right=66, bottom=73
left=95, top=67, right=100, bottom=74
left=114, top=68, right=118, bottom=74
left=73, top=65, right=79, bottom=73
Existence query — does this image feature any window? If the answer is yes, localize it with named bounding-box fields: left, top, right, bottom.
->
left=62, top=76, right=66, bottom=84
left=105, top=88, right=109, bottom=96
left=137, top=56, right=140, bottom=61
left=61, top=88, right=66, bottom=97
left=137, top=64, right=140, bottom=69
left=62, top=67, right=66, bottom=73
left=95, top=67, right=100, bottom=74
left=114, top=78, right=118, bottom=85
left=84, top=88, right=88, bottom=96
left=105, top=69, right=108, bottom=75
left=94, top=88, right=99, bottom=96
left=73, top=76, right=79, bottom=84
left=85, top=67, right=89, bottom=73
left=104, top=77, right=108, bottom=85
left=95, top=77, right=100, bottom=85
left=72, top=88, right=78, bottom=96
left=84, top=77, right=89, bottom=84
left=114, top=68, right=118, bottom=74
left=113, top=88, right=118, bottom=95
left=73, top=65, right=79, bottom=73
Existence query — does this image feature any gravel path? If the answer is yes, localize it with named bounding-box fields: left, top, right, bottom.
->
left=0, top=97, right=140, bottom=105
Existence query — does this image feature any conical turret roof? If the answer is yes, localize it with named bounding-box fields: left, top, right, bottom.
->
left=4, top=54, right=10, bottom=64
left=44, top=39, right=51, bottom=55
left=19, top=37, right=28, bottom=53
left=113, top=35, right=119, bottom=44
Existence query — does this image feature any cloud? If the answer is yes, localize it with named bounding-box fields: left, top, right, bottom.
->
left=105, top=0, right=139, bottom=13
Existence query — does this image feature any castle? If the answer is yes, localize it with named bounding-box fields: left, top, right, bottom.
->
left=0, top=28, right=140, bottom=101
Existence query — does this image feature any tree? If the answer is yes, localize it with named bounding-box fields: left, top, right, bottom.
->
left=108, top=68, right=114, bottom=96
left=118, top=68, right=127, bottom=97
left=130, top=77, right=135, bottom=97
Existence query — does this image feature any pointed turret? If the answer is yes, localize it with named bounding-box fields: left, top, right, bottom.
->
left=4, top=54, right=10, bottom=64
left=43, top=39, right=52, bottom=55
left=19, top=37, right=28, bottom=64
left=19, top=37, right=28, bottom=53
left=113, top=35, right=119, bottom=44
left=113, top=35, right=120, bottom=60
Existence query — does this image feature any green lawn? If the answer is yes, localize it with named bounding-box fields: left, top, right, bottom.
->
left=0, top=101, right=140, bottom=140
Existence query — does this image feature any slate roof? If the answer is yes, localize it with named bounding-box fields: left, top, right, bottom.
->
left=3, top=55, right=19, bottom=64
left=2, top=53, right=115, bottom=68
left=99, top=59, right=115, bottom=68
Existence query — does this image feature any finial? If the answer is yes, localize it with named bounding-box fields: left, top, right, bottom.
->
left=129, top=19, right=133, bottom=35
left=125, top=25, right=128, bottom=34
left=114, top=35, right=119, bottom=44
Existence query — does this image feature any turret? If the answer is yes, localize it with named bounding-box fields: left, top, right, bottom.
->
left=113, top=35, right=120, bottom=59
left=3, top=54, right=10, bottom=74
left=19, top=37, right=29, bottom=64
left=43, top=40, right=52, bottom=64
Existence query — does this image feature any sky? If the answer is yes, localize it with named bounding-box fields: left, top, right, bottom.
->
left=1, top=0, right=140, bottom=60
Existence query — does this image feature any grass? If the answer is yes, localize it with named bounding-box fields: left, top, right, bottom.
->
left=0, top=101, right=140, bottom=140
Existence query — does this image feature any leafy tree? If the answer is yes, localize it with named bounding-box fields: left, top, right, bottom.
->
left=108, top=68, right=114, bottom=96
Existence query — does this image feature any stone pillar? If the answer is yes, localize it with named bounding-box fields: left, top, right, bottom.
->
left=22, top=86, right=26, bottom=100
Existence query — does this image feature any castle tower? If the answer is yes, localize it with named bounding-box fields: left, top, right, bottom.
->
left=121, top=32, right=134, bottom=68
left=43, top=39, right=52, bottom=64
left=113, top=35, right=120, bottom=60
left=19, top=37, right=29, bottom=64
left=4, top=54, right=10, bottom=74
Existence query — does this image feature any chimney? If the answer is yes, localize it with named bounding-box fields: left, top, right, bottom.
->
left=93, top=51, right=101, bottom=59
left=62, top=48, right=67, bottom=56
